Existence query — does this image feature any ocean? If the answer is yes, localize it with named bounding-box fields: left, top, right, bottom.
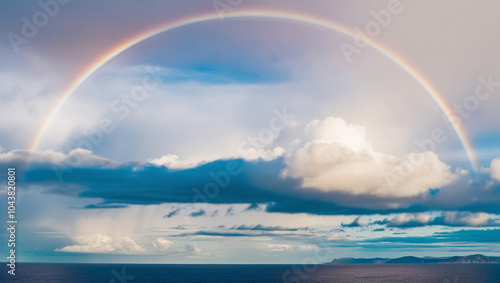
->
left=1, top=263, right=500, bottom=282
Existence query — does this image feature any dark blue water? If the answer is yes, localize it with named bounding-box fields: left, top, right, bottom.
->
left=1, top=263, right=499, bottom=282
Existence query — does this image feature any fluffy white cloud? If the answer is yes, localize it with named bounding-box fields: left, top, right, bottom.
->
left=57, top=233, right=201, bottom=255
left=120, top=237, right=147, bottom=253
left=490, top=158, right=500, bottom=181
left=389, top=213, right=431, bottom=226
left=152, top=237, right=174, bottom=251
left=442, top=211, right=491, bottom=227
left=148, top=154, right=198, bottom=169
left=304, top=117, right=370, bottom=151
left=282, top=117, right=457, bottom=198
left=56, top=234, right=145, bottom=254
left=237, top=146, right=285, bottom=162
left=148, top=146, right=286, bottom=169
left=383, top=212, right=500, bottom=227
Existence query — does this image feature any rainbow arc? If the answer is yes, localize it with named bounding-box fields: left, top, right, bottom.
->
left=27, top=9, right=479, bottom=171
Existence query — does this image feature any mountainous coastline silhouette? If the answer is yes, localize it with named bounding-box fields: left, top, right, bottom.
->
left=328, top=254, right=500, bottom=264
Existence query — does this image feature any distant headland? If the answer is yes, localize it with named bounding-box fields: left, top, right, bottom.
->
left=328, top=254, right=500, bottom=264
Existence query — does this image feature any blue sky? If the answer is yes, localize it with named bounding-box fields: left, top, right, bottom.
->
left=1, top=0, right=500, bottom=263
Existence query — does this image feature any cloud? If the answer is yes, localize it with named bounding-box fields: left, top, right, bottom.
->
left=148, top=154, right=198, bottom=169
left=372, top=212, right=500, bottom=228
left=237, top=146, right=286, bottom=162
left=149, top=238, right=203, bottom=256
left=490, top=158, right=500, bottom=181
left=19, top=155, right=303, bottom=208
left=304, top=116, right=370, bottom=151
left=83, top=204, right=128, bottom=209
left=226, top=207, right=235, bottom=216
left=367, top=229, right=500, bottom=245
left=308, top=229, right=500, bottom=251
left=184, top=244, right=201, bottom=255
left=282, top=117, right=457, bottom=198
left=268, top=244, right=318, bottom=252
left=189, top=209, right=206, bottom=218
left=120, top=237, right=147, bottom=253
left=436, top=212, right=500, bottom=227
left=232, top=224, right=307, bottom=232
left=244, top=203, right=262, bottom=211
left=387, top=213, right=432, bottom=228
left=3, top=120, right=500, bottom=216
left=57, top=234, right=202, bottom=255
left=57, top=234, right=145, bottom=254
left=172, top=231, right=299, bottom=238
left=12, top=151, right=500, bottom=215
left=341, top=217, right=365, bottom=228
left=169, top=224, right=313, bottom=240
left=152, top=238, right=174, bottom=251
left=164, top=208, right=180, bottom=218
left=173, top=231, right=263, bottom=237
left=0, top=148, right=117, bottom=168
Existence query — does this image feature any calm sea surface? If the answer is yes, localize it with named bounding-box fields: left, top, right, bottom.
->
left=1, top=263, right=499, bottom=282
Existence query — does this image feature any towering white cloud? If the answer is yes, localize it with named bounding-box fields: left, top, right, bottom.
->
left=282, top=117, right=457, bottom=198
left=490, top=158, right=500, bottom=182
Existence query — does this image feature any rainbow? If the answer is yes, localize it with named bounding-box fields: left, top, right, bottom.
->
left=28, top=9, right=479, bottom=171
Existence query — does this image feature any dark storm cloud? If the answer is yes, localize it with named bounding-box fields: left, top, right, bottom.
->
left=232, top=224, right=309, bottom=232
left=22, top=158, right=299, bottom=206
left=82, top=204, right=128, bottom=209
left=3, top=153, right=500, bottom=216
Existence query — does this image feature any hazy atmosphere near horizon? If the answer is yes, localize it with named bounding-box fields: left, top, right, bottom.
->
left=1, top=0, right=500, bottom=282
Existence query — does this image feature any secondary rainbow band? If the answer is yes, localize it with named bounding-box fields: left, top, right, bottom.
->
left=28, top=9, right=479, bottom=171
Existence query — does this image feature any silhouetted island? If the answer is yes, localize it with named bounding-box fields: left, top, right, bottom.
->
left=328, top=254, right=500, bottom=264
